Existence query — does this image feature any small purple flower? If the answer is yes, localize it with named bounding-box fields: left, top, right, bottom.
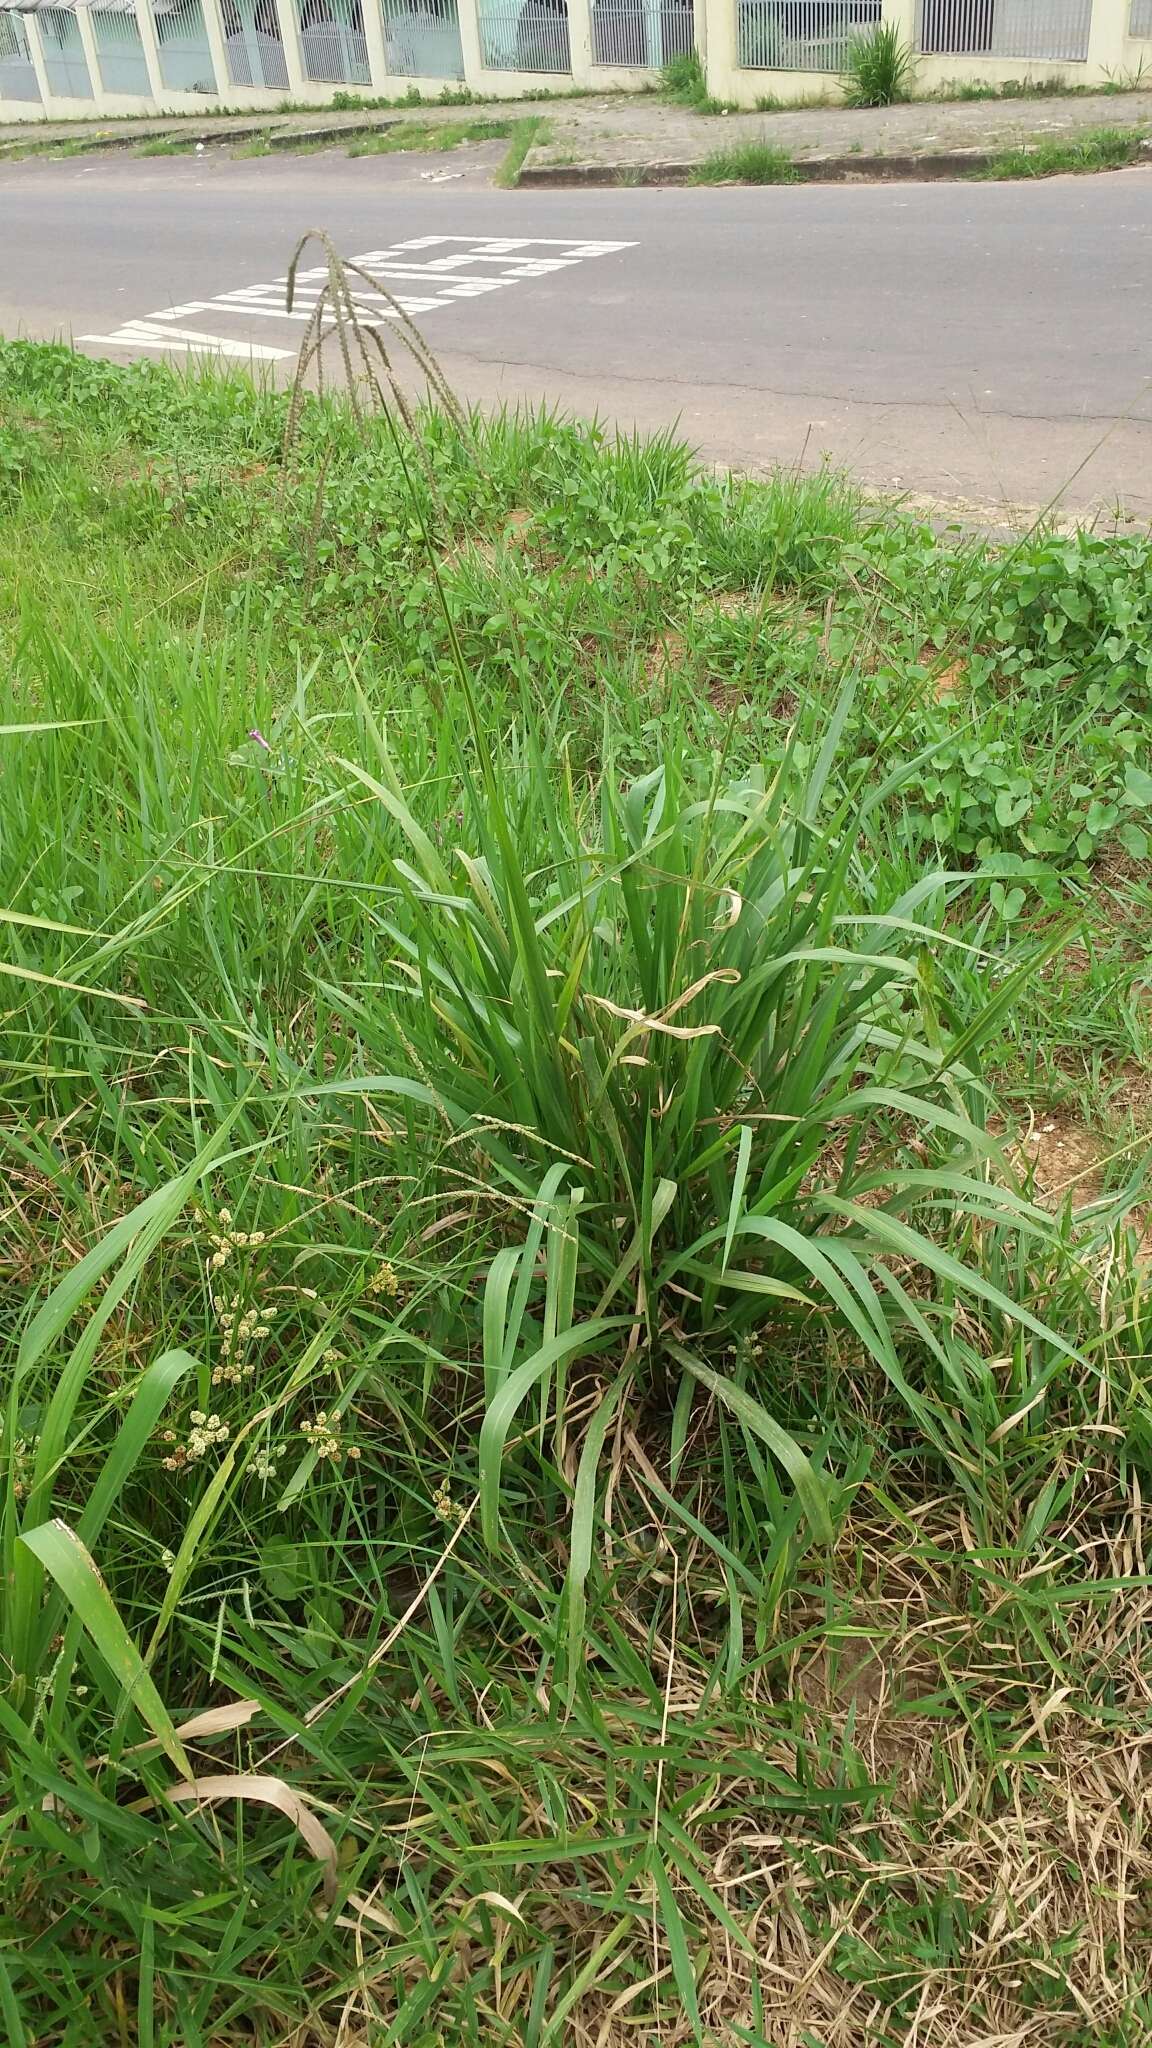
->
left=248, top=727, right=272, bottom=753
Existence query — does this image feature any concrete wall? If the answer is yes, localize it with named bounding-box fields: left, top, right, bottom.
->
left=0, top=0, right=699, bottom=116
left=0, top=0, right=1149, bottom=119
left=707, top=0, right=1152, bottom=107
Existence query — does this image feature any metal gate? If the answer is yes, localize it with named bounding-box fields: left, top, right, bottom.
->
left=736, top=0, right=880, bottom=70
left=294, top=0, right=370, bottom=80
left=0, top=8, right=42, bottom=97
left=39, top=5, right=95, bottom=92
left=1130, top=0, right=1152, bottom=32
left=590, top=0, right=693, bottom=65
left=220, top=0, right=289, bottom=84
left=917, top=0, right=1092, bottom=60
left=380, top=0, right=463, bottom=77
left=152, top=0, right=216, bottom=87
left=476, top=0, right=569, bottom=68
left=89, top=2, right=151, bottom=90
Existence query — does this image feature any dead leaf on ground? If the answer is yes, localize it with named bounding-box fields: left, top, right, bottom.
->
left=165, top=1772, right=338, bottom=1901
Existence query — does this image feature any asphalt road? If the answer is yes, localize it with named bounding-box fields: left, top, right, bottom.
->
left=3, top=148, right=1151, bottom=522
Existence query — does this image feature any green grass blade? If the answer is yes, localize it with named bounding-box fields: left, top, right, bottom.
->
left=669, top=1342, right=833, bottom=1542
left=18, top=1521, right=190, bottom=1774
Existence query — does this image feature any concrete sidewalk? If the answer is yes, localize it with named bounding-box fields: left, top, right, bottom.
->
left=519, top=86, right=1152, bottom=182
left=4, top=85, right=1152, bottom=179
left=0, top=98, right=530, bottom=152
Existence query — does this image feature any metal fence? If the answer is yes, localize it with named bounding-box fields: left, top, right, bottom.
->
left=736, top=0, right=880, bottom=70
left=294, top=0, right=370, bottom=80
left=1130, top=0, right=1152, bottom=35
left=590, top=0, right=692, bottom=65
left=917, top=0, right=1092, bottom=60
left=89, top=4, right=151, bottom=90
left=477, top=0, right=570, bottom=69
left=381, top=0, right=463, bottom=76
left=220, top=0, right=289, bottom=85
left=0, top=8, right=41, bottom=95
left=39, top=5, right=94, bottom=93
left=152, top=0, right=216, bottom=87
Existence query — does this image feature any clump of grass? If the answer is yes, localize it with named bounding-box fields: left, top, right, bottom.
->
left=754, top=89, right=835, bottom=111
left=4, top=321, right=1152, bottom=2048
left=689, top=139, right=798, bottom=184
left=658, top=51, right=743, bottom=114
left=231, top=130, right=273, bottom=157
left=661, top=49, right=707, bottom=104
left=977, top=125, right=1148, bottom=178
left=346, top=117, right=513, bottom=157
left=133, top=134, right=198, bottom=157
left=495, top=114, right=548, bottom=186
left=841, top=23, right=913, bottom=108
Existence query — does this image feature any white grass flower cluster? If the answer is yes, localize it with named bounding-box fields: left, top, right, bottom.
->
left=162, top=1410, right=229, bottom=1472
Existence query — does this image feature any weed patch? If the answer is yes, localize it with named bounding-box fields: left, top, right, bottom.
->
left=345, top=117, right=513, bottom=156
left=1, top=328, right=1152, bottom=2048
left=978, top=124, right=1148, bottom=177
left=689, top=139, right=799, bottom=183
left=495, top=113, right=549, bottom=185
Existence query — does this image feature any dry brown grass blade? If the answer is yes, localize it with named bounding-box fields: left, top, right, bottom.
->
left=165, top=1772, right=338, bottom=1902
left=126, top=1694, right=262, bottom=1755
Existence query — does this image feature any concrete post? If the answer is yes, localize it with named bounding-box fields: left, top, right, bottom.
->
left=199, top=0, right=233, bottom=97
left=1086, top=0, right=1120, bottom=80
left=359, top=0, right=392, bottom=91
left=72, top=1, right=106, bottom=96
left=567, top=0, right=592, bottom=83
left=885, top=0, right=918, bottom=56
left=133, top=0, right=169, bottom=100
left=703, top=0, right=736, bottom=100
left=21, top=9, right=55, bottom=107
left=455, top=0, right=487, bottom=92
left=275, top=0, right=309, bottom=96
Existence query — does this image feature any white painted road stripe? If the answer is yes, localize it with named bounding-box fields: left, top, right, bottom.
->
left=81, top=233, right=636, bottom=358
left=79, top=322, right=293, bottom=360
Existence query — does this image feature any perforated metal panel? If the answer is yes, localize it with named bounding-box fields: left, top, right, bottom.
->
left=917, top=0, right=1091, bottom=61
left=294, top=0, right=370, bottom=81
left=0, top=8, right=42, bottom=97
left=477, top=0, right=570, bottom=70
left=590, top=0, right=693, bottom=67
left=39, top=6, right=94, bottom=94
left=90, top=6, right=150, bottom=92
left=220, top=0, right=289, bottom=86
left=736, top=0, right=879, bottom=71
left=380, top=0, right=463, bottom=78
left=152, top=0, right=216, bottom=89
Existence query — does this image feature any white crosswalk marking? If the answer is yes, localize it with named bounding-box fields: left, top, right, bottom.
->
left=81, top=233, right=636, bottom=360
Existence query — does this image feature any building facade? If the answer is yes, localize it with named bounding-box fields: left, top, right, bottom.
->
left=1, top=0, right=1150, bottom=121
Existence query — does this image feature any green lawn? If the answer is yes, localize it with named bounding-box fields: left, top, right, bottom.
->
left=2, top=329, right=1152, bottom=2047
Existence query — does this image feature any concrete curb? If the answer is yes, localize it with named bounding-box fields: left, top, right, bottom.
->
left=265, top=119, right=401, bottom=150
left=0, top=114, right=405, bottom=157
left=518, top=138, right=1152, bottom=187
